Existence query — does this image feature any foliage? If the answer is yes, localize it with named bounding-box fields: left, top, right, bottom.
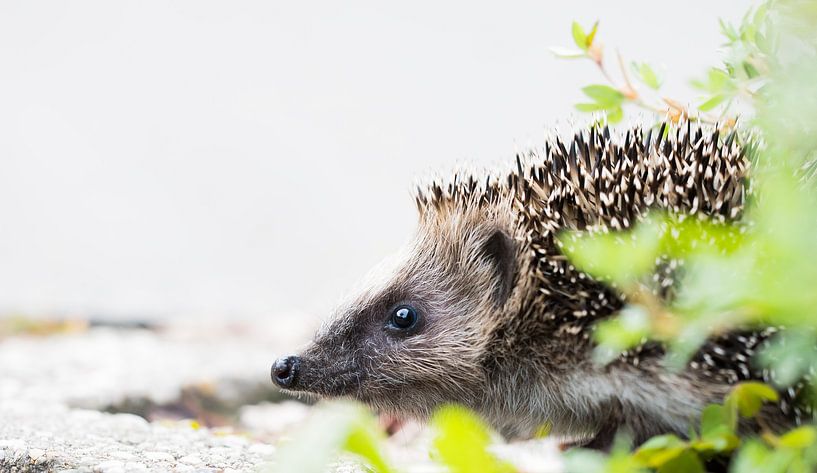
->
left=566, top=383, right=817, bottom=473
left=555, top=0, right=817, bottom=387
left=270, top=402, right=395, bottom=473
left=431, top=405, right=516, bottom=473
left=270, top=402, right=515, bottom=473
left=553, top=0, right=817, bottom=470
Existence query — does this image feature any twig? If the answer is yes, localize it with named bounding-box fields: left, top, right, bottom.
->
left=616, top=50, right=638, bottom=99
left=589, top=49, right=719, bottom=125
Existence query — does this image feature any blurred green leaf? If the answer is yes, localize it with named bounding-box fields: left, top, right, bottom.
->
left=272, top=402, right=393, bottom=473
left=693, top=403, right=740, bottom=453
left=632, top=62, right=661, bottom=90
left=730, top=440, right=774, bottom=472
left=605, top=438, right=648, bottom=473
left=655, top=450, right=704, bottom=473
left=697, top=94, right=726, bottom=112
left=690, top=68, right=734, bottom=94
left=700, top=404, right=733, bottom=436
left=572, top=21, right=588, bottom=50
left=779, top=426, right=817, bottom=449
left=343, top=422, right=394, bottom=473
left=582, top=85, right=625, bottom=108
left=758, top=331, right=817, bottom=387
left=576, top=102, right=609, bottom=112
left=558, top=215, right=662, bottom=285
left=633, top=435, right=686, bottom=467
left=727, top=382, right=779, bottom=419
left=586, top=21, right=599, bottom=48
left=593, top=305, right=650, bottom=364
left=671, top=251, right=753, bottom=331
left=742, top=61, right=760, bottom=79
left=752, top=3, right=769, bottom=31
left=719, top=18, right=739, bottom=42
left=691, top=432, right=740, bottom=454
left=659, top=216, right=744, bottom=256
left=607, top=106, right=624, bottom=123
left=431, top=405, right=515, bottom=473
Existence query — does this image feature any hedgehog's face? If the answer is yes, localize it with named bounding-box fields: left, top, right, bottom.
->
left=271, top=211, right=519, bottom=418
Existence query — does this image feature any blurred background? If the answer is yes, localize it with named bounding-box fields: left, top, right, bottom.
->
left=0, top=0, right=752, bottom=323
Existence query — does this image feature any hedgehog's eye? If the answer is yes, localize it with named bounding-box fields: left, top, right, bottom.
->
left=388, top=305, right=418, bottom=331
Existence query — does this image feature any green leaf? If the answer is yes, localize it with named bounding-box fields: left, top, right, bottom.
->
left=691, top=432, right=740, bottom=453
left=743, top=61, right=760, bottom=79
left=593, top=305, right=651, bottom=363
left=550, top=47, right=587, bottom=59
left=758, top=330, right=816, bottom=377
left=656, top=450, right=704, bottom=473
left=757, top=331, right=817, bottom=387
left=719, top=18, right=739, bottom=42
left=694, top=403, right=740, bottom=453
left=755, top=31, right=771, bottom=53
left=752, top=3, right=769, bottom=30
left=431, top=405, right=515, bottom=473
left=581, top=84, right=625, bottom=107
left=659, top=216, right=744, bottom=257
left=272, top=402, right=393, bottom=473
left=693, top=406, right=741, bottom=454
left=779, top=426, right=817, bottom=449
left=638, top=434, right=686, bottom=451
left=730, top=440, right=774, bottom=472
left=343, top=422, right=394, bottom=473
left=691, top=68, right=734, bottom=94
left=586, top=21, right=599, bottom=48
left=689, top=79, right=706, bottom=90
left=634, top=435, right=687, bottom=467
left=632, top=62, right=661, bottom=90
left=708, top=68, right=732, bottom=89
left=558, top=215, right=662, bottom=285
left=697, top=94, right=726, bottom=112
left=576, top=102, right=609, bottom=112
left=700, top=404, right=731, bottom=437
left=726, top=382, right=779, bottom=419
left=607, top=106, right=624, bottom=123
left=572, top=21, right=588, bottom=50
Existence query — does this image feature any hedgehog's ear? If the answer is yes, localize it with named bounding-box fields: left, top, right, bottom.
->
left=480, top=229, right=517, bottom=306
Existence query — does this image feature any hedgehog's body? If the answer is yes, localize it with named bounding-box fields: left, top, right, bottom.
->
left=272, top=122, right=810, bottom=447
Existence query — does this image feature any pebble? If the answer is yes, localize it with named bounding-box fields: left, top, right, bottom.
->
left=143, top=451, right=175, bottom=462
left=110, top=451, right=139, bottom=461
left=96, top=459, right=125, bottom=472
left=248, top=443, right=275, bottom=456
left=124, top=461, right=149, bottom=472
left=27, top=448, right=45, bottom=460
left=178, top=454, right=203, bottom=465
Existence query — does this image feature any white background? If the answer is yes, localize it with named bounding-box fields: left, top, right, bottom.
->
left=0, top=1, right=751, bottom=321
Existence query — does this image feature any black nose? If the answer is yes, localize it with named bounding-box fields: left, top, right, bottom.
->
left=271, top=355, right=300, bottom=388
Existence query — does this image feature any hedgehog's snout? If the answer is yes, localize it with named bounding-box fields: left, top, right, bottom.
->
left=271, top=354, right=300, bottom=389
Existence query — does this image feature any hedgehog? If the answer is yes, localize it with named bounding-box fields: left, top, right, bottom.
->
left=271, top=121, right=811, bottom=448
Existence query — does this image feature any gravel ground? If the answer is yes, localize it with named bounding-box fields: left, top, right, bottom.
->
left=0, top=323, right=562, bottom=472
left=0, top=400, right=276, bottom=472
left=0, top=320, right=306, bottom=408
left=0, top=323, right=296, bottom=472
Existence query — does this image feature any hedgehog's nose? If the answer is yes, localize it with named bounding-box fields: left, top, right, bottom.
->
left=271, top=355, right=300, bottom=389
